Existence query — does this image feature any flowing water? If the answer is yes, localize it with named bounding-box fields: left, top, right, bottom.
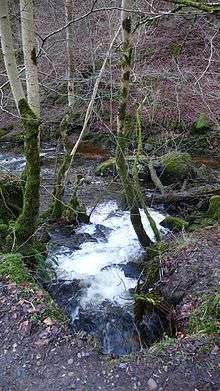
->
left=48, top=201, right=167, bottom=355
left=0, top=148, right=167, bottom=355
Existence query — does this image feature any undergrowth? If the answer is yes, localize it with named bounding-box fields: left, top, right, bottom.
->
left=188, top=293, right=220, bottom=335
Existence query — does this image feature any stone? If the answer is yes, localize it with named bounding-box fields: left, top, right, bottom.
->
left=147, top=377, right=158, bottom=390
left=161, top=216, right=188, bottom=232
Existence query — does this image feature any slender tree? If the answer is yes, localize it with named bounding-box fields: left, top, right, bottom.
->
left=0, top=0, right=40, bottom=249
left=20, top=0, right=40, bottom=117
left=116, top=0, right=160, bottom=247
left=0, top=0, right=25, bottom=109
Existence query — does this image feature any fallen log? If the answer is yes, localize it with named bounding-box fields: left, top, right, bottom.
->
left=146, top=184, right=220, bottom=205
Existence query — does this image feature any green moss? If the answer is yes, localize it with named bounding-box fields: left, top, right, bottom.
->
left=188, top=217, right=216, bottom=232
left=188, top=293, right=220, bottom=335
left=207, top=195, right=220, bottom=220
left=191, top=113, right=211, bottom=135
left=161, top=151, right=193, bottom=182
left=41, top=291, right=67, bottom=325
left=95, top=158, right=116, bottom=176
left=0, top=253, right=34, bottom=284
left=0, top=172, right=23, bottom=223
left=15, top=99, right=40, bottom=245
left=161, top=216, right=189, bottom=232
left=168, top=41, right=183, bottom=57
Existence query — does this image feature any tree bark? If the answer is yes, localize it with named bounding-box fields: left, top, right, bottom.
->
left=20, top=0, right=40, bottom=117
left=65, top=0, right=75, bottom=106
left=116, top=0, right=158, bottom=247
left=14, top=99, right=40, bottom=246
left=0, top=0, right=25, bottom=110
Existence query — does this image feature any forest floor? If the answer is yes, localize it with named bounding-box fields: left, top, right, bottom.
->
left=0, top=226, right=219, bottom=391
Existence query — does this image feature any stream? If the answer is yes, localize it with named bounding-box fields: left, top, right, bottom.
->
left=0, top=148, right=167, bottom=355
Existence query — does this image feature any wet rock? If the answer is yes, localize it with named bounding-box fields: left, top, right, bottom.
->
left=139, top=312, right=167, bottom=345
left=93, top=224, right=112, bottom=242
left=50, top=231, right=97, bottom=251
left=101, top=262, right=141, bottom=279
left=47, top=280, right=87, bottom=308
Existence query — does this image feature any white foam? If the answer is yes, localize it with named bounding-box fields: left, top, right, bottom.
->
left=52, top=201, right=166, bottom=307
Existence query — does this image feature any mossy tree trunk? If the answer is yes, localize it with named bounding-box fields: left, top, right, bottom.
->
left=51, top=111, right=72, bottom=219
left=116, top=1, right=158, bottom=247
left=15, top=99, right=40, bottom=246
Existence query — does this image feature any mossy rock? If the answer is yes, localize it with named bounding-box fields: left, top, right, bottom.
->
left=191, top=113, right=211, bottom=135
left=0, top=253, right=34, bottom=284
left=161, top=216, right=189, bottom=232
left=207, top=195, right=220, bottom=220
left=161, top=151, right=193, bottom=183
left=0, top=172, right=23, bottom=223
left=95, top=158, right=116, bottom=176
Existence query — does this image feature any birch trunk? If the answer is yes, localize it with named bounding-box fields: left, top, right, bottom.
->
left=65, top=0, right=75, bottom=106
left=20, top=0, right=40, bottom=117
left=0, top=0, right=25, bottom=109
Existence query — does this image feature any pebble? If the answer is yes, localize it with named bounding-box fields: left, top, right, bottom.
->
left=211, top=345, right=219, bottom=354
left=147, top=377, right=158, bottom=390
left=118, top=363, right=127, bottom=369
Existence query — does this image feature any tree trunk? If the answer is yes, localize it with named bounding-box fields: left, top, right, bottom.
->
left=14, top=99, right=40, bottom=246
left=0, top=1, right=40, bottom=248
left=116, top=0, right=156, bottom=247
left=0, top=0, right=25, bottom=109
left=65, top=0, right=75, bottom=106
left=20, top=0, right=40, bottom=117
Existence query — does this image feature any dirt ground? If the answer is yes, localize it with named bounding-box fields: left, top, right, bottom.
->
left=0, top=227, right=219, bottom=391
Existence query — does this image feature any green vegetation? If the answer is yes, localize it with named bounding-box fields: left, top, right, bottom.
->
left=0, top=253, right=34, bottom=284
left=0, top=172, right=23, bottom=223
left=161, top=216, right=189, bottom=232
left=161, top=151, right=193, bottom=183
left=191, top=113, right=211, bottom=135
left=14, top=99, right=40, bottom=246
left=188, top=293, right=220, bottom=335
left=207, top=195, right=220, bottom=220
left=95, top=158, right=116, bottom=176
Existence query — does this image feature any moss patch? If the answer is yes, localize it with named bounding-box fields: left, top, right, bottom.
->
left=161, top=151, right=193, bottom=183
left=191, top=113, right=211, bottom=135
left=207, top=195, right=220, bottom=220
left=161, top=216, right=189, bottom=232
left=0, top=172, right=23, bottom=223
left=0, top=253, right=34, bottom=284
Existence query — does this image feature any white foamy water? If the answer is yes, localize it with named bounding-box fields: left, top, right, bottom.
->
left=52, top=201, right=166, bottom=308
